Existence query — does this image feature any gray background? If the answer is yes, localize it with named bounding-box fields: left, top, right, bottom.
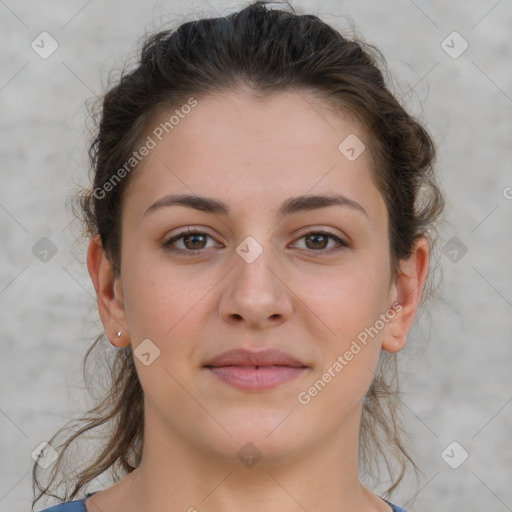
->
left=1, top=1, right=511, bottom=511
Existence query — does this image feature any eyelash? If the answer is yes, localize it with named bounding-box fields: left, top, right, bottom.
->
left=162, top=227, right=350, bottom=256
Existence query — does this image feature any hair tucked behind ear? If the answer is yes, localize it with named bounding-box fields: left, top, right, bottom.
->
left=32, top=1, right=444, bottom=508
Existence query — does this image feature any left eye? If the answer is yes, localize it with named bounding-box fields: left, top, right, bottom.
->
left=162, top=228, right=348, bottom=254
left=293, top=231, right=348, bottom=252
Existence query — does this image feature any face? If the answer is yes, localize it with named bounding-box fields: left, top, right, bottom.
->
left=91, top=90, right=421, bottom=468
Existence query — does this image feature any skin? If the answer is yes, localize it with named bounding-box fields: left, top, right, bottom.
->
left=87, top=89, right=429, bottom=512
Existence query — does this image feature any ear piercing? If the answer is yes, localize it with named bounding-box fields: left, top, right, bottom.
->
left=111, top=330, right=125, bottom=348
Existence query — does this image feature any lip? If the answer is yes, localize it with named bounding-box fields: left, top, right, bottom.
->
left=204, top=348, right=306, bottom=368
left=204, top=348, right=309, bottom=391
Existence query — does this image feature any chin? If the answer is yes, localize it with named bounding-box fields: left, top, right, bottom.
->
left=200, top=411, right=310, bottom=463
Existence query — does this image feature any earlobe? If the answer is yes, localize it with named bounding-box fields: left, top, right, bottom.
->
left=382, top=330, right=406, bottom=353
left=87, top=234, right=130, bottom=348
left=382, top=237, right=430, bottom=353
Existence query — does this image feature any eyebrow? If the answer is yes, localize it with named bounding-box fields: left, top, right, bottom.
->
left=143, top=193, right=368, bottom=219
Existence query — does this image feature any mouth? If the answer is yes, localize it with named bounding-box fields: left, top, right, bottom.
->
left=203, top=348, right=309, bottom=391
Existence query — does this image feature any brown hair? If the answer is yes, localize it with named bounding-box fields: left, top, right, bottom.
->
left=32, top=1, right=444, bottom=508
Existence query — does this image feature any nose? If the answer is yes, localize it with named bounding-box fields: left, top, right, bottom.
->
left=218, top=240, right=294, bottom=329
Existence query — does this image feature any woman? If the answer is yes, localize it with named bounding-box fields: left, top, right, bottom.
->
left=33, top=1, right=444, bottom=511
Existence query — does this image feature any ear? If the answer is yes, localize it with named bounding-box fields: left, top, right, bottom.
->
left=87, top=234, right=130, bottom=348
left=382, top=237, right=430, bottom=353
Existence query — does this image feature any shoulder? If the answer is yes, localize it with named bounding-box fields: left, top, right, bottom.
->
left=37, top=497, right=88, bottom=512
left=37, top=495, right=408, bottom=512
left=389, top=503, right=409, bottom=512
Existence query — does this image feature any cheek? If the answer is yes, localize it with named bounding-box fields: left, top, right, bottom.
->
left=120, top=250, right=201, bottom=342
left=297, top=266, right=390, bottom=414
left=308, top=259, right=391, bottom=335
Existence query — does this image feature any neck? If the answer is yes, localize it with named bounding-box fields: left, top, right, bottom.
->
left=98, top=406, right=390, bottom=512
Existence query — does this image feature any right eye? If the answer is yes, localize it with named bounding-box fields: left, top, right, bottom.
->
left=162, top=227, right=220, bottom=255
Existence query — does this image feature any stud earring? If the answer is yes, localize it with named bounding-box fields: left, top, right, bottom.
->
left=116, top=331, right=122, bottom=338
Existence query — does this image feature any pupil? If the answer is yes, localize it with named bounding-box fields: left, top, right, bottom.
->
left=307, top=234, right=326, bottom=249
left=185, top=234, right=205, bottom=249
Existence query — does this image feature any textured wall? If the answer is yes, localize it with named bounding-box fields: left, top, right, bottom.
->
left=1, top=1, right=511, bottom=511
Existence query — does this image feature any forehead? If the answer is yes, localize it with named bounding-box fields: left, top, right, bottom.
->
left=123, top=89, right=385, bottom=222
